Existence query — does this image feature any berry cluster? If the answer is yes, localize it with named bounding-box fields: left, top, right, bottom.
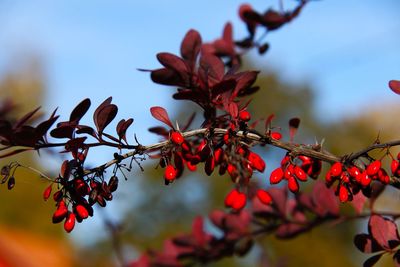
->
left=270, top=154, right=321, bottom=193
left=325, top=159, right=390, bottom=203
left=46, top=160, right=118, bottom=232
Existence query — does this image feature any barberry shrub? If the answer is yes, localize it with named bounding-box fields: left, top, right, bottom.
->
left=0, top=1, right=399, bottom=266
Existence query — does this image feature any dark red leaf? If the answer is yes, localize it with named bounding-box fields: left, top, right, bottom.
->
left=116, top=118, right=133, bottom=143
left=211, top=79, right=237, bottom=99
left=50, top=125, right=75, bottom=139
left=151, top=68, right=184, bottom=86
left=363, top=253, right=383, bottom=267
left=289, top=117, right=300, bottom=141
left=237, top=86, right=259, bottom=97
left=228, top=102, right=239, bottom=118
left=354, top=234, right=383, bottom=253
left=94, top=104, right=118, bottom=134
left=76, top=125, right=97, bottom=137
left=350, top=191, right=367, bottom=215
left=180, top=29, right=202, bottom=67
left=267, top=187, right=288, bottom=216
left=148, top=126, right=169, bottom=137
left=35, top=115, right=59, bottom=137
left=14, top=106, right=41, bottom=128
left=60, top=160, right=70, bottom=179
left=93, top=97, right=112, bottom=129
left=192, top=216, right=207, bottom=247
left=173, top=89, right=206, bottom=102
left=200, top=54, right=225, bottom=82
left=232, top=71, right=259, bottom=99
left=222, top=22, right=233, bottom=44
left=150, top=106, right=174, bottom=129
left=389, top=80, right=400, bottom=95
left=393, top=250, right=400, bottom=266
left=69, top=98, right=91, bottom=123
left=369, top=215, right=400, bottom=250
left=311, top=181, right=339, bottom=217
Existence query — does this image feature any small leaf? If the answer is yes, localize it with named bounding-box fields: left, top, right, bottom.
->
left=354, top=234, right=383, bottom=253
left=95, top=104, right=118, bottom=134
left=69, top=98, right=91, bottom=123
left=389, top=80, right=400, bottom=95
left=150, top=106, right=174, bottom=129
left=289, top=117, right=301, bottom=141
left=363, top=253, right=383, bottom=267
left=180, top=29, right=202, bottom=66
left=60, top=160, right=70, bottom=179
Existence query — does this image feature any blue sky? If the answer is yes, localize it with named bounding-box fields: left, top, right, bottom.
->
left=0, top=0, right=399, bottom=245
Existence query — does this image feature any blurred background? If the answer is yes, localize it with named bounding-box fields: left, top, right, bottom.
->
left=0, top=0, right=399, bottom=266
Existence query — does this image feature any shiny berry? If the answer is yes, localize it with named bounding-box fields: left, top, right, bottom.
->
left=75, top=205, right=89, bottom=219
left=43, top=184, right=52, bottom=201
left=360, top=172, right=371, bottom=187
left=171, top=131, right=184, bottom=145
left=164, top=165, right=177, bottom=181
left=248, top=152, right=266, bottom=172
left=256, top=189, right=272, bottom=205
left=287, top=176, right=299, bottom=193
left=330, top=162, right=343, bottom=177
left=339, top=185, right=349, bottom=203
left=270, top=167, right=284, bottom=184
left=294, top=166, right=307, bottom=181
left=366, top=160, right=381, bottom=176
left=64, top=212, right=76, bottom=233
left=225, top=189, right=239, bottom=207
left=270, top=132, right=282, bottom=140
left=239, top=110, right=251, bottom=122
left=232, top=192, right=247, bottom=211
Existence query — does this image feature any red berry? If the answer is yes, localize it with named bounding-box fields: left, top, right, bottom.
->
left=239, top=110, right=251, bottom=122
left=339, top=185, right=349, bottom=203
left=214, top=148, right=224, bottom=164
left=164, top=165, right=177, bottom=181
left=287, top=176, right=299, bottom=193
left=248, top=152, right=266, bottom=172
left=294, top=166, right=307, bottom=181
left=270, top=132, right=282, bottom=140
left=360, top=171, right=371, bottom=187
left=64, top=212, right=76, bottom=233
left=225, top=189, right=239, bottom=207
left=43, top=184, right=52, bottom=201
left=75, top=204, right=89, bottom=219
left=347, top=166, right=361, bottom=180
left=205, top=157, right=215, bottom=176
left=232, top=192, right=247, bottom=211
left=52, top=200, right=68, bottom=224
left=391, top=159, right=399, bottom=176
left=270, top=167, right=284, bottom=184
left=227, top=164, right=237, bottom=178
left=186, top=161, right=197, bottom=171
left=340, top=173, right=350, bottom=183
left=256, top=189, right=272, bottom=205
left=330, top=162, right=343, bottom=177
left=171, top=131, right=184, bottom=145
left=366, top=160, right=381, bottom=176
left=284, top=165, right=294, bottom=180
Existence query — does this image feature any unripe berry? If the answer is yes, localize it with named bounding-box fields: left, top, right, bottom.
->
left=366, top=160, right=381, bottom=176
left=164, top=165, right=177, bottom=181
left=64, top=212, right=76, bottom=233
left=239, top=110, right=251, bottom=122
left=171, top=131, right=184, bottom=145
left=256, top=189, right=272, bottom=205
left=270, top=167, right=284, bottom=184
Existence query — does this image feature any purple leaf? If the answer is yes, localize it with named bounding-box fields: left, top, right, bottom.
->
left=354, top=234, right=383, bottom=253
left=311, top=181, right=339, bottom=217
left=363, top=253, right=383, bottom=267
left=151, top=68, right=184, bottom=86
left=94, top=104, right=118, bottom=134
